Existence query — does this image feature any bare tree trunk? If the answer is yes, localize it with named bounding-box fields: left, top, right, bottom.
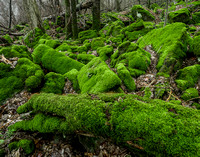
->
left=65, top=0, right=72, bottom=38
left=115, top=0, right=121, bottom=11
left=164, top=0, right=168, bottom=26
left=9, top=0, right=12, bottom=29
left=71, top=0, right=78, bottom=39
left=92, top=0, right=101, bottom=31
left=23, top=0, right=45, bottom=32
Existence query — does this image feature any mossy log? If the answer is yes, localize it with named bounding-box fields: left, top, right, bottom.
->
left=10, top=93, right=200, bottom=156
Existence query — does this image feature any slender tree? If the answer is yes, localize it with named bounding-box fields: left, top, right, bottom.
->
left=92, top=0, right=101, bottom=31
left=70, top=0, right=78, bottom=39
left=164, top=0, right=169, bottom=26
left=65, top=0, right=72, bottom=38
left=9, top=0, right=12, bottom=29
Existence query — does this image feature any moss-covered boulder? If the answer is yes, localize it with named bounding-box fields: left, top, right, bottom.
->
left=131, top=5, right=155, bottom=21
left=43, top=19, right=50, bottom=30
left=0, top=45, right=31, bottom=59
left=138, top=22, right=192, bottom=75
left=38, top=39, right=61, bottom=49
left=2, top=34, right=13, bottom=44
left=32, top=44, right=84, bottom=74
left=41, top=72, right=65, bottom=94
left=181, top=88, right=199, bottom=101
left=78, top=30, right=98, bottom=42
left=55, top=43, right=72, bottom=52
left=116, top=63, right=136, bottom=91
left=97, top=45, right=114, bottom=61
left=192, top=35, right=200, bottom=56
left=77, top=57, right=121, bottom=93
left=8, top=139, right=34, bottom=155
left=10, top=93, right=200, bottom=156
left=175, top=64, right=200, bottom=91
left=168, top=8, right=190, bottom=24
left=121, top=19, right=145, bottom=33
left=91, top=37, right=105, bottom=50
left=103, top=12, right=133, bottom=24
left=64, top=69, right=79, bottom=92
left=192, top=12, right=200, bottom=24
left=77, top=54, right=95, bottom=64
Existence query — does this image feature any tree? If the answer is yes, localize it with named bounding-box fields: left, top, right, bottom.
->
left=65, top=0, right=72, bottom=38
left=164, top=0, right=169, bottom=26
left=115, top=0, right=121, bottom=12
left=92, top=0, right=101, bottom=31
left=71, top=0, right=78, bottom=39
left=9, top=0, right=12, bottom=29
left=23, top=0, right=45, bottom=32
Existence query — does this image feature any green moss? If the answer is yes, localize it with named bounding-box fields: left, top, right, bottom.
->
left=181, top=88, right=199, bottom=101
left=64, top=69, right=79, bottom=92
left=56, top=27, right=62, bottom=33
left=192, top=12, right=200, bottom=24
left=138, top=23, right=191, bottom=74
left=97, top=45, right=113, bottom=61
left=131, top=5, right=155, bottom=21
left=0, top=149, right=5, bottom=157
left=188, top=26, right=197, bottom=34
left=77, top=57, right=121, bottom=93
left=192, top=35, right=200, bottom=56
left=77, top=45, right=89, bottom=53
left=45, top=40, right=61, bottom=49
left=116, top=63, right=136, bottom=91
left=10, top=93, right=200, bottom=156
left=77, top=54, right=95, bottom=64
left=32, top=44, right=84, bottom=74
left=3, top=34, right=13, bottom=44
left=91, top=37, right=105, bottom=50
left=43, top=19, right=50, bottom=30
left=155, top=83, right=169, bottom=99
left=56, top=16, right=62, bottom=26
left=56, top=43, right=72, bottom=52
left=175, top=64, right=200, bottom=90
left=8, top=139, right=34, bottom=154
left=125, top=28, right=150, bottom=41
left=15, top=25, right=25, bottom=31
left=144, top=87, right=152, bottom=98
left=121, top=20, right=145, bottom=33
left=128, top=68, right=146, bottom=77
left=109, top=36, right=122, bottom=47
left=168, top=8, right=190, bottom=24
left=78, top=30, right=98, bottom=42
left=41, top=72, right=65, bottom=94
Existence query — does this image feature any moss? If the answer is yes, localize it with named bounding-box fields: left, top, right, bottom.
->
left=32, top=44, right=84, bottom=74
left=64, top=69, right=79, bottom=92
left=188, top=26, right=197, bottom=34
left=104, top=12, right=132, bottom=24
left=118, top=41, right=138, bottom=56
left=0, top=63, right=11, bottom=78
left=77, top=45, right=89, bottom=53
left=168, top=8, right=190, bottom=24
left=97, top=45, right=113, bottom=61
left=128, top=68, right=146, bottom=77
left=144, top=87, right=152, bottom=98
left=56, top=43, right=72, bottom=52
left=155, top=83, right=170, bottom=99
left=138, top=23, right=191, bottom=75
left=10, top=93, right=200, bottom=156
left=15, top=25, right=25, bottom=31
left=181, top=88, right=199, bottom=101
left=192, top=103, right=200, bottom=110
left=116, top=63, right=136, bottom=91
left=8, top=139, right=34, bottom=154
left=91, top=37, right=105, bottom=50
left=77, top=57, right=121, bottom=93
left=41, top=72, right=65, bottom=94
left=56, top=27, right=62, bottom=33
left=43, top=19, right=50, bottom=30
left=0, top=149, right=5, bottom=157
left=78, top=30, right=98, bottom=42
left=121, top=20, right=145, bottom=34
left=125, top=28, right=150, bottom=41
left=175, top=64, right=200, bottom=90
left=77, top=54, right=95, bottom=64
left=45, top=40, right=61, bottom=49
left=192, top=12, right=200, bottom=24
left=56, top=16, right=62, bottom=26
left=3, top=34, right=13, bottom=44
left=131, top=5, right=155, bottom=21
left=109, top=36, right=122, bottom=47
left=192, top=35, right=200, bottom=56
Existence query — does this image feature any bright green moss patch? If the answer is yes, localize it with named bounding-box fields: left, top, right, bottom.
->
left=8, top=139, right=34, bottom=154
left=91, top=37, right=105, bottom=50
left=64, top=69, right=79, bottom=92
left=56, top=43, right=72, bottom=52
left=97, top=45, right=113, bottom=61
left=43, top=19, right=50, bottom=30
left=116, top=63, right=136, bottom=91
left=192, top=12, right=200, bottom=24
left=131, top=5, right=155, bottom=21
left=168, top=8, right=191, bottom=24
left=175, top=64, right=200, bottom=90
left=77, top=57, right=121, bottom=93
left=3, top=34, right=13, bottom=44
left=41, top=72, right=65, bottom=94
left=32, top=44, right=84, bottom=74
left=77, top=54, right=95, bottom=64
left=192, top=35, right=200, bottom=56
left=181, top=88, right=199, bottom=101
left=138, top=22, right=191, bottom=74
left=45, top=40, right=61, bottom=49
left=78, top=30, right=98, bottom=42
left=121, top=20, right=145, bottom=33
left=10, top=93, right=200, bottom=156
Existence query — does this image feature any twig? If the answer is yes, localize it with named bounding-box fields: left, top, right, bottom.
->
left=166, top=89, right=172, bottom=102
left=186, top=97, right=200, bottom=102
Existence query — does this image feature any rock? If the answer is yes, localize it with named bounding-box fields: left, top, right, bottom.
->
left=91, top=37, right=105, bottom=50
left=78, top=30, right=98, bottom=43
left=168, top=8, right=191, bottom=24
left=97, top=45, right=114, bottom=61
left=181, top=88, right=199, bottom=101
left=192, top=35, right=200, bottom=56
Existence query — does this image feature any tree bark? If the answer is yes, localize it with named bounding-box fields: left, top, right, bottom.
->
left=92, top=0, right=101, bottom=31
left=65, top=0, right=72, bottom=39
left=115, top=0, right=121, bottom=12
left=9, top=0, right=12, bottom=29
left=164, top=0, right=168, bottom=26
left=71, top=0, right=78, bottom=39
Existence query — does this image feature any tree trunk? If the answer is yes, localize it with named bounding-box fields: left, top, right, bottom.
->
left=65, top=0, right=72, bottom=38
left=115, top=0, right=121, bottom=12
left=164, top=0, right=168, bottom=26
left=9, top=0, right=12, bottom=29
left=23, top=0, right=45, bottom=32
left=92, top=0, right=101, bottom=31
left=71, top=0, right=78, bottom=39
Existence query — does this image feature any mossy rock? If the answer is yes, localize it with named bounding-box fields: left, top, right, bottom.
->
left=138, top=22, right=192, bottom=75
left=97, top=45, right=114, bottom=61
left=125, top=28, right=151, bottom=41
left=0, top=45, right=31, bottom=59
left=109, top=36, right=122, bottom=47
left=32, top=44, right=84, bottom=74
left=64, top=69, right=79, bottom=92
left=41, top=72, right=65, bottom=94
left=43, top=19, right=50, bottom=30
left=103, top=12, right=132, bottom=24
left=10, top=93, right=200, bottom=156
left=8, top=139, right=34, bottom=154
left=168, top=8, right=190, bottom=24
left=116, top=63, right=136, bottom=91
left=78, top=30, right=98, bottom=42
left=121, top=20, right=145, bottom=34
left=192, top=35, right=200, bottom=56
left=45, top=39, right=61, bottom=49
left=181, top=88, right=199, bottom=101
left=56, top=43, right=72, bottom=52
left=131, top=5, right=155, bottom=21
left=128, top=68, right=146, bottom=77
left=91, top=37, right=105, bottom=50
left=3, top=34, right=13, bottom=44
left=77, top=57, right=121, bottom=93
left=175, top=64, right=200, bottom=90
left=77, top=54, right=95, bottom=64
left=192, top=12, right=200, bottom=24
